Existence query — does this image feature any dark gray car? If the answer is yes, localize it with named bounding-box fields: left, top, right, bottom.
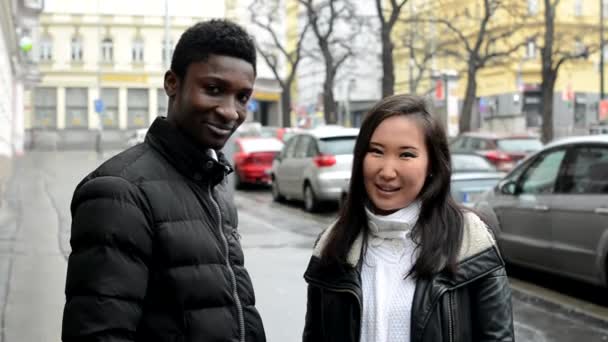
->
left=475, top=135, right=608, bottom=287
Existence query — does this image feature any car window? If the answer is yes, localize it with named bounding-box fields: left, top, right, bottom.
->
left=450, top=136, right=465, bottom=150
left=469, top=138, right=482, bottom=150
left=307, top=139, right=318, bottom=157
left=519, top=149, right=566, bottom=194
left=294, top=136, right=311, bottom=158
left=283, top=136, right=299, bottom=159
left=318, top=136, right=357, bottom=155
left=558, top=145, right=608, bottom=194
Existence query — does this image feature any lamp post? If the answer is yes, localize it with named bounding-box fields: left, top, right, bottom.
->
left=600, top=0, right=605, bottom=100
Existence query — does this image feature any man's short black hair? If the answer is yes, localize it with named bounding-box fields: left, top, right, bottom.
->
left=170, top=19, right=257, bottom=80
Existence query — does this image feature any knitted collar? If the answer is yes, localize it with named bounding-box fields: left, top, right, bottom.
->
left=365, top=200, right=421, bottom=240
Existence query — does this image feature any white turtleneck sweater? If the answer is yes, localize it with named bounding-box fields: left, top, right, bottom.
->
left=360, top=201, right=421, bottom=342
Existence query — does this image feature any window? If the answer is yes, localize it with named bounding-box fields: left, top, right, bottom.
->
left=520, top=149, right=566, bottom=194
left=100, top=88, right=119, bottom=129
left=574, top=0, right=583, bottom=16
left=525, top=38, right=536, bottom=59
left=318, top=136, right=357, bottom=155
left=39, top=35, right=52, bottom=61
left=558, top=146, right=608, bottom=194
left=294, top=136, right=312, bottom=158
left=162, top=39, right=174, bottom=66
left=527, top=0, right=538, bottom=15
left=71, top=36, right=83, bottom=62
left=283, top=136, right=299, bottom=159
left=65, top=88, right=88, bottom=128
left=574, top=37, right=587, bottom=58
left=157, top=89, right=168, bottom=117
left=132, top=38, right=144, bottom=63
left=127, top=88, right=149, bottom=128
left=33, top=87, right=56, bottom=128
left=101, top=37, right=113, bottom=63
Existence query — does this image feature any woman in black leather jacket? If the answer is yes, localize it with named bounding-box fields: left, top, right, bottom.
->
left=303, top=94, right=514, bottom=342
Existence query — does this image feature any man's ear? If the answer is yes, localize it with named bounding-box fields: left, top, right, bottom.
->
left=164, top=70, right=179, bottom=98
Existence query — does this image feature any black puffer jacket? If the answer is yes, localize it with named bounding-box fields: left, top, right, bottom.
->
left=62, top=117, right=265, bottom=342
left=303, top=212, right=514, bottom=342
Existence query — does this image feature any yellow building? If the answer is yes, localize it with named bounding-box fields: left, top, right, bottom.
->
left=394, top=0, right=608, bottom=138
left=26, top=0, right=221, bottom=149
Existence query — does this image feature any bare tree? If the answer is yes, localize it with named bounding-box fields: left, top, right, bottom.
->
left=249, top=0, right=309, bottom=127
left=540, top=0, right=597, bottom=142
left=417, top=0, right=527, bottom=133
left=299, top=0, right=358, bottom=124
left=375, top=0, right=409, bottom=97
left=400, top=21, right=447, bottom=94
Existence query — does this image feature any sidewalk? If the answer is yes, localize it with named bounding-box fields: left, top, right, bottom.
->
left=0, top=158, right=67, bottom=342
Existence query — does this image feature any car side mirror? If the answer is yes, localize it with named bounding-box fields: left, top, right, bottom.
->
left=499, top=180, right=518, bottom=195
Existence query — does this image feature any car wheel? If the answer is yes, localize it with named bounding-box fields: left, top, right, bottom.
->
left=271, top=176, right=284, bottom=202
left=303, top=183, right=319, bottom=212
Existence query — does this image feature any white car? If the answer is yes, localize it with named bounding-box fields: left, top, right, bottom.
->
left=270, top=125, right=359, bottom=212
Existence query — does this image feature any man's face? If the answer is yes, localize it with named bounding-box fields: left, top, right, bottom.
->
left=165, top=55, right=255, bottom=150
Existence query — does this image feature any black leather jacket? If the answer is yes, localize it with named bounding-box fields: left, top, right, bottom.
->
left=303, top=213, right=514, bottom=342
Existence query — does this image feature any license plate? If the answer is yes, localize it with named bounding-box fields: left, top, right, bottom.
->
left=463, top=191, right=483, bottom=204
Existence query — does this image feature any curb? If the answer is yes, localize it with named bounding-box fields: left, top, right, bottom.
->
left=510, top=279, right=608, bottom=329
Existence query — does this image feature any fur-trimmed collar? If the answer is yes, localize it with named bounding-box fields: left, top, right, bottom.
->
left=313, top=212, right=496, bottom=267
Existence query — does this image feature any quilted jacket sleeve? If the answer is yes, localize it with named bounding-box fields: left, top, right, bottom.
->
left=471, top=266, right=515, bottom=341
left=62, top=176, right=153, bottom=342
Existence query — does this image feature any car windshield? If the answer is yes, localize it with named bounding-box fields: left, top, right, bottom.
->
left=318, top=136, right=357, bottom=155
left=452, top=154, right=496, bottom=172
left=497, top=138, right=543, bottom=152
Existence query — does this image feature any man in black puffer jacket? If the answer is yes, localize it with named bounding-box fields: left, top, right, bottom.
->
left=62, top=19, right=265, bottom=342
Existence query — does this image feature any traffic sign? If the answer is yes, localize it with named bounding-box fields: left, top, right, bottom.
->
left=94, top=99, right=105, bottom=113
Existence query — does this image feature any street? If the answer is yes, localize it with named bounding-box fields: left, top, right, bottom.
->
left=1, top=150, right=608, bottom=342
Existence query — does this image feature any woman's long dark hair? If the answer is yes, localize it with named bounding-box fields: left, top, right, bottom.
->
left=322, top=94, right=464, bottom=278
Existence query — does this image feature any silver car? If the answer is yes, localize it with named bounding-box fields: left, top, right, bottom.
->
left=270, top=126, right=359, bottom=212
left=475, top=135, right=608, bottom=287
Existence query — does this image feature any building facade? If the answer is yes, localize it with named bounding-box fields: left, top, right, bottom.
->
left=395, top=0, right=608, bottom=138
left=1, top=0, right=43, bottom=156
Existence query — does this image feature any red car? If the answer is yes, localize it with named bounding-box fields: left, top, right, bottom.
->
left=450, top=132, right=543, bottom=172
left=233, top=137, right=284, bottom=187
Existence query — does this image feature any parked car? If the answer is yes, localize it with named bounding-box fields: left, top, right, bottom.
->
left=474, top=135, right=608, bottom=287
left=451, top=153, right=505, bottom=206
left=339, top=153, right=504, bottom=208
left=126, top=128, right=148, bottom=147
left=271, top=126, right=359, bottom=212
left=233, top=137, right=284, bottom=188
left=450, top=132, right=543, bottom=172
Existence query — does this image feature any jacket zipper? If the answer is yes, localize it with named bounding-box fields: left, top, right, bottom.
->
left=208, top=185, right=245, bottom=342
left=447, top=291, right=454, bottom=342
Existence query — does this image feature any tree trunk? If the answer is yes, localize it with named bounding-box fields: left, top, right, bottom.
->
left=459, top=67, right=478, bottom=134
left=323, top=73, right=337, bottom=124
left=381, top=30, right=395, bottom=97
left=541, top=73, right=556, bottom=143
left=280, top=90, right=291, bottom=127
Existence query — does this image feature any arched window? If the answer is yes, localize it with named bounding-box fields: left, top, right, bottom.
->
left=71, top=36, right=83, bottom=62
left=101, top=37, right=113, bottom=62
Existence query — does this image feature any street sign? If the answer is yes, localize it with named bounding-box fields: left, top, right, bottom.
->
left=600, top=99, right=608, bottom=121
left=247, top=99, right=259, bottom=113
left=94, top=99, right=105, bottom=113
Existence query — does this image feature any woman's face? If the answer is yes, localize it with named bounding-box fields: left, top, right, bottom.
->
left=363, top=115, right=429, bottom=215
